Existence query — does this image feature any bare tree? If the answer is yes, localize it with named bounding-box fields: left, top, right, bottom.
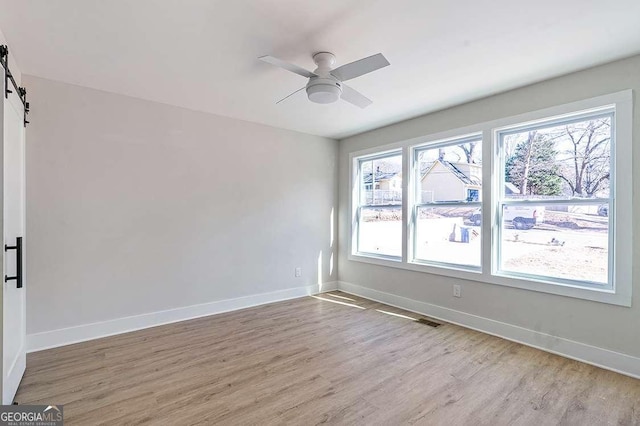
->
left=556, top=118, right=610, bottom=197
left=517, top=132, right=534, bottom=195
left=458, top=142, right=478, bottom=164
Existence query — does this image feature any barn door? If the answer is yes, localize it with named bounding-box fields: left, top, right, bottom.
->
left=1, top=77, right=26, bottom=404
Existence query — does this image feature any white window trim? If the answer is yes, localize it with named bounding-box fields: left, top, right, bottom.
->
left=410, top=133, right=483, bottom=271
left=493, top=107, right=615, bottom=291
left=348, top=90, right=633, bottom=307
left=350, top=145, right=405, bottom=261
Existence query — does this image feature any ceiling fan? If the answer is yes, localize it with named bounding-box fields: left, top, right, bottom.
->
left=258, top=52, right=390, bottom=108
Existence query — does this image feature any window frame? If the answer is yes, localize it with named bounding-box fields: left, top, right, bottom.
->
left=410, top=134, right=484, bottom=271
left=348, top=90, right=632, bottom=306
left=351, top=147, right=404, bottom=261
left=494, top=108, right=615, bottom=290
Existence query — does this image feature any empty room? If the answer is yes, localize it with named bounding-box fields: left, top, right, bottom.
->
left=0, top=0, right=639, bottom=424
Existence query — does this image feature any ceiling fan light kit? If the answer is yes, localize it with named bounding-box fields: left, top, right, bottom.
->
left=259, top=51, right=389, bottom=108
left=307, top=80, right=342, bottom=104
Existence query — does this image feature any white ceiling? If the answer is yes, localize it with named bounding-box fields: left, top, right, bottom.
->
left=1, top=0, right=639, bottom=139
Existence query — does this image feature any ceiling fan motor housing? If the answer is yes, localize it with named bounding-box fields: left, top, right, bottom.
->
left=306, top=52, right=342, bottom=104
left=306, top=76, right=342, bottom=104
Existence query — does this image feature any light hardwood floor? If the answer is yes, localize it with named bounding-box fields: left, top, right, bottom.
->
left=16, top=291, right=640, bottom=425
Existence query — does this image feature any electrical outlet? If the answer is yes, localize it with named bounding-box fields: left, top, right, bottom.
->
left=295, top=267, right=302, bottom=277
left=453, top=284, right=461, bottom=298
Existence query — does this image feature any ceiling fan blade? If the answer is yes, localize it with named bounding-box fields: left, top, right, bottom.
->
left=331, top=53, right=390, bottom=82
left=341, top=84, right=373, bottom=108
left=259, top=55, right=317, bottom=78
left=276, top=87, right=306, bottom=104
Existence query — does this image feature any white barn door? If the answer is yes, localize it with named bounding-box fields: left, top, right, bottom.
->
left=1, top=81, right=26, bottom=404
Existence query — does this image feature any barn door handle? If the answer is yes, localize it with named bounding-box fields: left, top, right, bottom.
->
left=4, top=237, right=22, bottom=288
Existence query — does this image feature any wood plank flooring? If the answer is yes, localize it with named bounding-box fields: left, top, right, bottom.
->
left=15, top=291, right=640, bottom=425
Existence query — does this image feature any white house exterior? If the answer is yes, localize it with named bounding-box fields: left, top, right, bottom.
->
left=363, top=171, right=402, bottom=205
left=420, top=160, right=482, bottom=202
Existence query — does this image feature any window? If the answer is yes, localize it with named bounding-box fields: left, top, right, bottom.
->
left=412, top=136, right=482, bottom=269
left=496, top=110, right=613, bottom=288
left=353, top=150, right=402, bottom=259
left=349, top=91, right=632, bottom=305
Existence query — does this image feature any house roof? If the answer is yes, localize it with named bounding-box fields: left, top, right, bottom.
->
left=362, top=171, right=400, bottom=185
left=504, top=182, right=520, bottom=194
left=423, top=160, right=482, bottom=186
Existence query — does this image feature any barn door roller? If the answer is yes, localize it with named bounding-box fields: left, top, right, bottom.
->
left=0, top=45, right=30, bottom=127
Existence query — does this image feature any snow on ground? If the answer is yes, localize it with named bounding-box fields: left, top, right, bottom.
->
left=357, top=210, right=608, bottom=284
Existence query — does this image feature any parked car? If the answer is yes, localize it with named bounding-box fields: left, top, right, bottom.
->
left=597, top=204, right=608, bottom=217
left=468, top=206, right=545, bottom=230
left=469, top=210, right=482, bottom=226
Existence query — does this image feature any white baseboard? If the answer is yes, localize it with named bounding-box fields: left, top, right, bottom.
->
left=27, top=281, right=338, bottom=353
left=337, top=281, right=640, bottom=379
left=28, top=280, right=639, bottom=380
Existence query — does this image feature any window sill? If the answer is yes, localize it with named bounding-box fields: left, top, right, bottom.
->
left=349, top=253, right=402, bottom=268
left=347, top=253, right=631, bottom=307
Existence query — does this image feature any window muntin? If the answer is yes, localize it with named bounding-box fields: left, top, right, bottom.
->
left=355, top=151, right=402, bottom=258
left=412, top=136, right=482, bottom=269
left=496, top=110, right=614, bottom=288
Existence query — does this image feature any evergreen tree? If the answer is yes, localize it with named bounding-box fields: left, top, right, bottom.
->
left=506, top=132, right=562, bottom=196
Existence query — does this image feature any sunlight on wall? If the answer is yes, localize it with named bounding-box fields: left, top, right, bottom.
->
left=330, top=207, right=335, bottom=279
left=329, top=252, right=334, bottom=276
left=330, top=207, right=335, bottom=248
left=317, top=251, right=323, bottom=291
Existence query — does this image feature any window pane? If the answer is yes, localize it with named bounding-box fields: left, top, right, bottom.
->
left=416, top=140, right=482, bottom=203
left=358, top=206, right=402, bottom=257
left=499, top=203, right=609, bottom=285
left=356, top=152, right=403, bottom=258
left=414, top=206, right=481, bottom=268
left=360, top=154, right=402, bottom=206
left=503, top=115, right=611, bottom=199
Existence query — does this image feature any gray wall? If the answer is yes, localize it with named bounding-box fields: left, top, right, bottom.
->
left=25, top=76, right=338, bottom=335
left=338, top=54, right=639, bottom=358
